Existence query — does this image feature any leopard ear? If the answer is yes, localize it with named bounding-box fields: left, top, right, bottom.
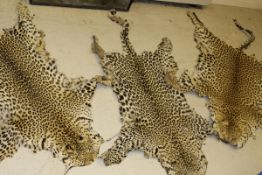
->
left=76, top=135, right=85, bottom=143
left=156, top=37, right=173, bottom=55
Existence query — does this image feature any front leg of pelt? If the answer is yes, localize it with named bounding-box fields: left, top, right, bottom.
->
left=94, top=75, right=112, bottom=86
left=100, top=133, right=136, bottom=166
left=100, top=139, right=129, bottom=165
left=100, top=147, right=127, bottom=166
left=165, top=70, right=194, bottom=93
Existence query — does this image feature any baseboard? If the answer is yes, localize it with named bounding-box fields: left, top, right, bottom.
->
left=212, top=0, right=262, bottom=9
left=154, top=0, right=211, bottom=5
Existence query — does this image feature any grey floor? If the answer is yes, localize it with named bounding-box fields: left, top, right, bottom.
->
left=0, top=0, right=262, bottom=175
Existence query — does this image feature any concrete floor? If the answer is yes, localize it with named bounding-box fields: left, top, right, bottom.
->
left=0, top=0, right=262, bottom=175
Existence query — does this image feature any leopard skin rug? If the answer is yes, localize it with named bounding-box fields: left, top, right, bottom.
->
left=167, top=12, right=262, bottom=147
left=92, top=11, right=212, bottom=175
left=0, top=3, right=103, bottom=173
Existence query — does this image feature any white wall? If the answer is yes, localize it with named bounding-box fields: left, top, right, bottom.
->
left=212, top=0, right=262, bottom=9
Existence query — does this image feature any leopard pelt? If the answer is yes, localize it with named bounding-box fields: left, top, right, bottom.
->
left=0, top=2, right=103, bottom=171
left=92, top=11, right=212, bottom=175
left=167, top=12, right=262, bottom=147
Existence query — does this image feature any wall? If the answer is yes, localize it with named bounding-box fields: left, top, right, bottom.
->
left=212, top=0, right=262, bottom=9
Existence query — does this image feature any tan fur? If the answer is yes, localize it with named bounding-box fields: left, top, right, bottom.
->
left=0, top=3, right=103, bottom=170
left=93, top=12, right=211, bottom=175
left=168, top=12, right=261, bottom=147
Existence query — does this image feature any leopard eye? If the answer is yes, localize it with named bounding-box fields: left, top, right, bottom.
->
left=65, top=144, right=75, bottom=154
left=65, top=144, right=73, bottom=150
left=77, top=135, right=84, bottom=143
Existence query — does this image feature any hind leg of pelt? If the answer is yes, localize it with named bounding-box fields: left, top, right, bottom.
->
left=91, top=35, right=105, bottom=60
left=0, top=124, right=20, bottom=161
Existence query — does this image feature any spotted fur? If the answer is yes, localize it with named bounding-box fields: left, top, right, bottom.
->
left=92, top=12, right=211, bottom=175
left=0, top=2, right=103, bottom=170
left=167, top=12, right=262, bottom=147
